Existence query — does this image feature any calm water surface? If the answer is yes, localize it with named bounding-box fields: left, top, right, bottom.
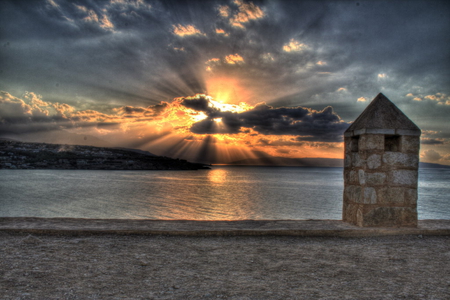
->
left=0, top=166, right=449, bottom=220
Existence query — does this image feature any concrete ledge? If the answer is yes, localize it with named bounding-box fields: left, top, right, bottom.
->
left=1, top=218, right=449, bottom=237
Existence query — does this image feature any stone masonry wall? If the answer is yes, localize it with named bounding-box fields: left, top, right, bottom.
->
left=343, top=134, right=420, bottom=227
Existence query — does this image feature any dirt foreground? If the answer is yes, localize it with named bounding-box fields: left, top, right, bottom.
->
left=1, top=232, right=449, bottom=300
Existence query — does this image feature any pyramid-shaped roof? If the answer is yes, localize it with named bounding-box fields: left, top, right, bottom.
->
left=345, top=93, right=421, bottom=137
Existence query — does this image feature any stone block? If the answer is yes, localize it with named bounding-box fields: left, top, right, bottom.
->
left=360, top=207, right=417, bottom=227
left=344, top=137, right=353, bottom=154
left=356, top=207, right=363, bottom=227
left=405, top=188, right=418, bottom=206
left=400, top=136, right=420, bottom=154
left=351, top=153, right=364, bottom=167
left=378, top=187, right=405, bottom=204
left=358, top=169, right=365, bottom=185
left=367, top=154, right=381, bottom=169
left=344, top=170, right=358, bottom=184
left=363, top=187, right=377, bottom=204
left=390, top=170, right=418, bottom=186
left=365, top=172, right=386, bottom=186
left=344, top=185, right=362, bottom=203
left=359, top=134, right=384, bottom=151
left=344, top=169, right=350, bottom=183
left=382, top=152, right=418, bottom=168
left=344, top=154, right=351, bottom=168
left=343, top=203, right=360, bottom=224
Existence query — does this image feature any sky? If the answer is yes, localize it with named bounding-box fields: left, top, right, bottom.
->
left=1, top=0, right=449, bottom=165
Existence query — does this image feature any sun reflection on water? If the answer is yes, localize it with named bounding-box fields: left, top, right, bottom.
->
left=207, top=168, right=228, bottom=184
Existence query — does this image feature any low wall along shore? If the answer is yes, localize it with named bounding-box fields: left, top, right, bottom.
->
left=1, top=218, right=449, bottom=237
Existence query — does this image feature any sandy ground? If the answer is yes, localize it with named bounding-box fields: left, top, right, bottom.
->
left=1, top=233, right=449, bottom=300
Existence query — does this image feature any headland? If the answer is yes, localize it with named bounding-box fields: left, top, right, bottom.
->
left=0, top=140, right=209, bottom=170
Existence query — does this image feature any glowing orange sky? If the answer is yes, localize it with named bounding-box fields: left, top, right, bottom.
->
left=0, top=90, right=346, bottom=164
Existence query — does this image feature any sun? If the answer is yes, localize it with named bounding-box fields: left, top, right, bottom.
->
left=209, top=99, right=253, bottom=113
left=205, top=76, right=254, bottom=105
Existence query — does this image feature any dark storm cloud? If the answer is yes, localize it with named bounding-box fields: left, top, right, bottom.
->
left=180, top=95, right=219, bottom=114
left=183, top=97, right=349, bottom=142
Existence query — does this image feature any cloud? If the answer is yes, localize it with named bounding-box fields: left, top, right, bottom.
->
left=217, top=1, right=264, bottom=29
left=205, top=58, right=221, bottom=71
left=0, top=91, right=76, bottom=134
left=46, top=0, right=59, bottom=9
left=420, top=130, right=448, bottom=145
left=99, top=14, right=114, bottom=30
left=407, top=92, right=450, bottom=105
left=181, top=96, right=349, bottom=142
left=180, top=95, right=215, bottom=113
left=74, top=4, right=115, bottom=31
left=421, top=138, right=445, bottom=145
left=24, top=92, right=50, bottom=107
left=215, top=28, right=229, bottom=36
left=225, top=53, right=244, bottom=64
left=204, top=54, right=244, bottom=71
left=206, top=58, right=220, bottom=64
left=282, top=39, right=309, bottom=52
left=217, top=5, right=230, bottom=18
left=261, top=53, right=275, bottom=62
left=424, top=93, right=450, bottom=105
left=229, top=0, right=264, bottom=28
left=113, top=103, right=168, bottom=118
left=108, top=0, right=151, bottom=11
left=0, top=91, right=170, bottom=135
left=357, top=97, right=367, bottom=102
left=172, top=24, right=205, bottom=37
left=0, top=91, right=35, bottom=122
left=421, top=149, right=442, bottom=162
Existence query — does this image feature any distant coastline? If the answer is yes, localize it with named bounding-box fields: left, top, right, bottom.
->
left=1, top=139, right=448, bottom=170
left=226, top=157, right=450, bottom=169
left=0, top=140, right=209, bottom=170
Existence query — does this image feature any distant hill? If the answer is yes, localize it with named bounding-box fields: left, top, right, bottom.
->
left=113, top=147, right=157, bottom=157
left=419, top=162, right=450, bottom=169
left=1, top=131, right=113, bottom=148
left=227, top=157, right=343, bottom=167
left=0, top=140, right=208, bottom=170
left=227, top=157, right=450, bottom=169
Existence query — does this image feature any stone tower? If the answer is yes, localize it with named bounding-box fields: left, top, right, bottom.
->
left=343, top=93, right=421, bottom=227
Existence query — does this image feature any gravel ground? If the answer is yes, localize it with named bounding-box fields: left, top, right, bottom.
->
left=1, top=233, right=449, bottom=300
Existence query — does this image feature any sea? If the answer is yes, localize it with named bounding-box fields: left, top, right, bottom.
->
left=1, top=166, right=449, bottom=220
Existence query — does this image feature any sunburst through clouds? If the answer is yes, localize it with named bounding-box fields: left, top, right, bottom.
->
left=1, top=0, right=450, bottom=165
